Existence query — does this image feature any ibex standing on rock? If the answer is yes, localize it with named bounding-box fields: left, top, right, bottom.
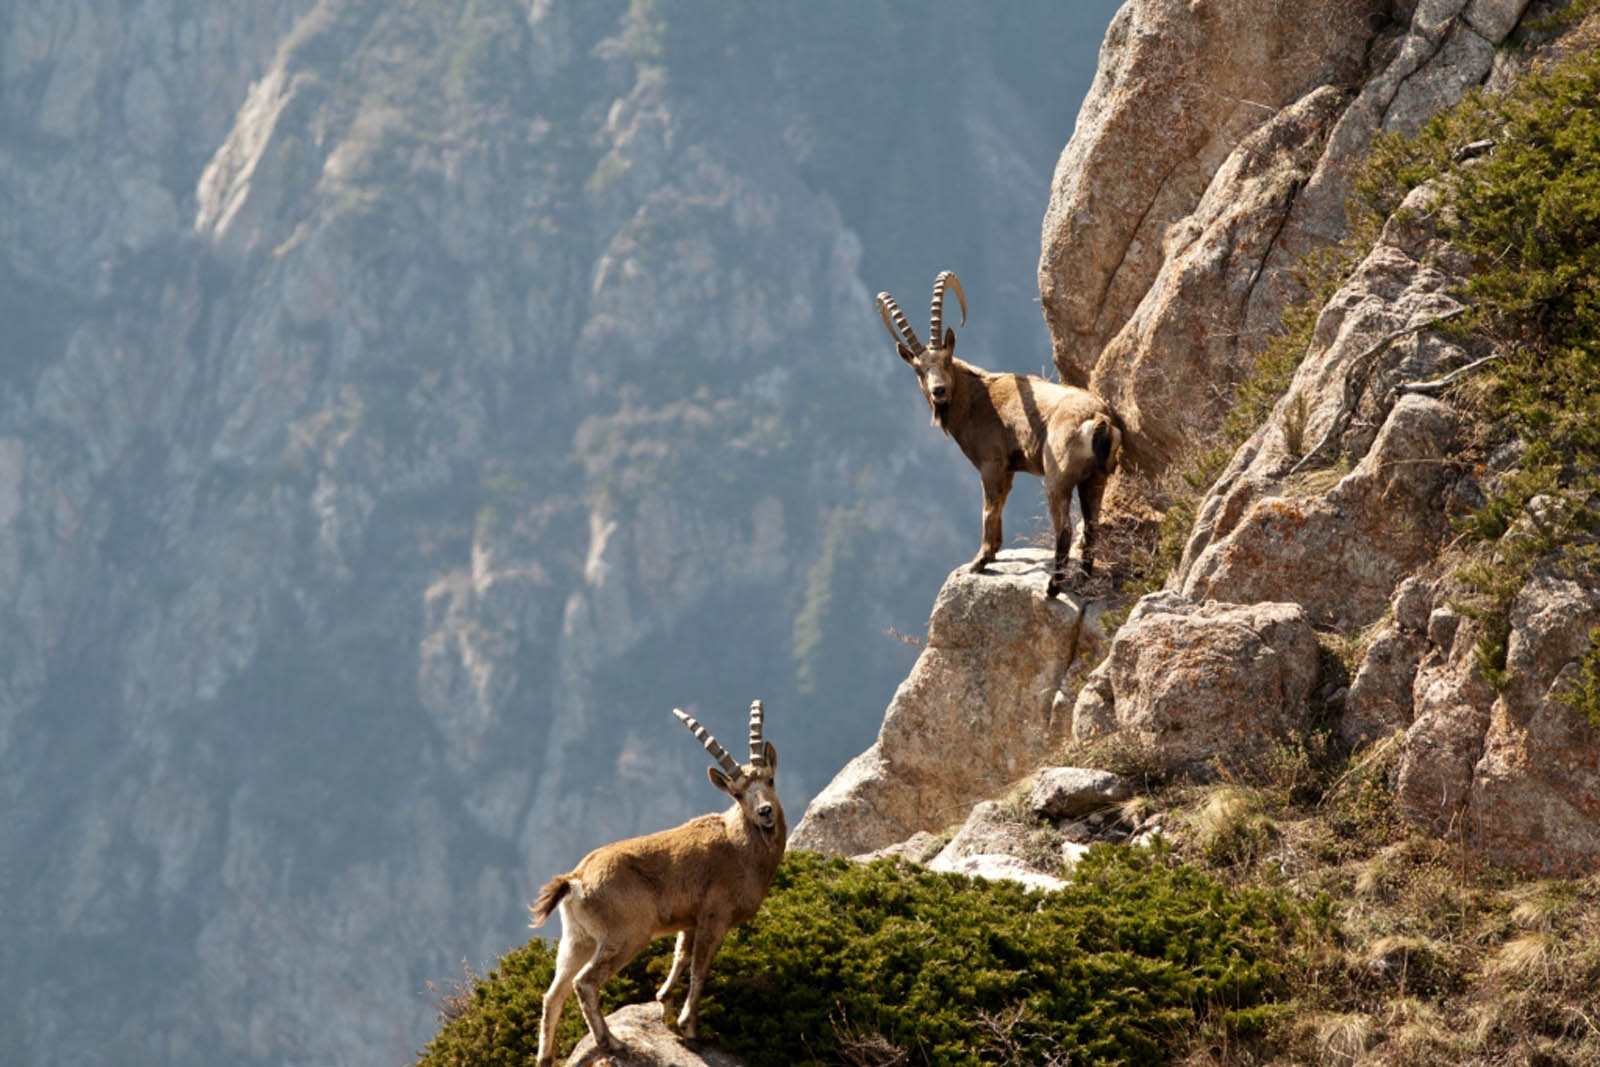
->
left=529, top=700, right=786, bottom=1066
left=878, top=271, right=1126, bottom=598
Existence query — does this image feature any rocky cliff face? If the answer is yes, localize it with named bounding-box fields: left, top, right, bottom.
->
left=0, top=1, right=1118, bottom=1064
left=806, top=0, right=1600, bottom=882
left=1040, top=0, right=1532, bottom=457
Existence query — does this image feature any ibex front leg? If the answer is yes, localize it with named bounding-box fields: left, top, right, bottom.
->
left=656, top=930, right=690, bottom=1015
left=969, top=466, right=1013, bottom=573
left=1044, top=477, right=1073, bottom=600
left=677, top=921, right=730, bottom=1040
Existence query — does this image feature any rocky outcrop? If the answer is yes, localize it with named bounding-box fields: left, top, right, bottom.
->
left=1030, top=766, right=1133, bottom=819
left=1393, top=592, right=1496, bottom=838
left=1472, top=570, right=1600, bottom=873
left=1350, top=563, right=1600, bottom=874
left=1174, top=180, right=1476, bottom=630
left=925, top=800, right=1073, bottom=892
left=792, top=549, right=1109, bottom=856
left=793, top=0, right=1600, bottom=896
left=1071, top=594, right=1321, bottom=773
left=1039, top=0, right=1384, bottom=388
left=1182, top=393, right=1460, bottom=629
left=1041, top=0, right=1532, bottom=458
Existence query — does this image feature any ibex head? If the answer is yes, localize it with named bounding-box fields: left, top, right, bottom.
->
left=877, top=270, right=967, bottom=432
left=673, top=701, right=780, bottom=839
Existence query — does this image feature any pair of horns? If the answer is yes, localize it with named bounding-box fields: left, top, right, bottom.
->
left=673, top=699, right=768, bottom=773
left=876, top=270, right=967, bottom=354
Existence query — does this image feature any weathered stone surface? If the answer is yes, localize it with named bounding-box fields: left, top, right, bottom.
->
left=1394, top=591, right=1496, bottom=834
left=1089, top=86, right=1347, bottom=459
left=1039, top=0, right=1384, bottom=386
left=1174, top=179, right=1474, bottom=631
left=853, top=831, right=945, bottom=865
left=1367, top=561, right=1600, bottom=874
left=1043, top=0, right=1535, bottom=467
left=1246, top=0, right=1531, bottom=339
left=1472, top=572, right=1600, bottom=873
left=1071, top=593, right=1320, bottom=773
left=566, top=1004, right=747, bottom=1067
left=1030, top=767, right=1134, bottom=820
left=928, top=852, right=1072, bottom=893
left=1181, top=394, right=1459, bottom=629
left=1465, top=0, right=1534, bottom=41
left=925, top=800, right=1072, bottom=891
left=1343, top=627, right=1428, bottom=747
left=792, top=550, right=1108, bottom=856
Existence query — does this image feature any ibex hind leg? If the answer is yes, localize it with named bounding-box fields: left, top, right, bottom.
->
left=1046, top=521, right=1074, bottom=599
left=572, top=933, right=649, bottom=1052
left=536, top=928, right=595, bottom=1067
left=1077, top=474, right=1109, bottom=581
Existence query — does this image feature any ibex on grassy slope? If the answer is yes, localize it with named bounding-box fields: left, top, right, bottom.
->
left=878, top=271, right=1126, bottom=598
left=529, top=701, right=786, bottom=1066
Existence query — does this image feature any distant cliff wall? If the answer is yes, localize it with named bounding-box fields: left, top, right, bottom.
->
left=0, top=1, right=1117, bottom=1063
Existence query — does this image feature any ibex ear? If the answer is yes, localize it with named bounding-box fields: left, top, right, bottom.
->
left=707, top=766, right=736, bottom=795
left=762, top=741, right=777, bottom=773
left=896, top=341, right=916, bottom=365
left=943, top=328, right=956, bottom=353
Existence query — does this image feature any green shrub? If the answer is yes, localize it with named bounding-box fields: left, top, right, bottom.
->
left=417, top=848, right=1304, bottom=1066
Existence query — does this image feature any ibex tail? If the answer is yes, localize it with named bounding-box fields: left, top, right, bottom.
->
left=1106, top=409, right=1161, bottom=475
left=529, top=875, right=571, bottom=927
left=1090, top=414, right=1120, bottom=476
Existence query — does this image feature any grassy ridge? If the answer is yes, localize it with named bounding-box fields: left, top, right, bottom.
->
left=417, top=848, right=1301, bottom=1066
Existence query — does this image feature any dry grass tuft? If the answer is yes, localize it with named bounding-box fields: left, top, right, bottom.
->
left=1314, top=1011, right=1373, bottom=1066
left=1362, top=934, right=1456, bottom=996
left=1191, top=785, right=1278, bottom=869
left=1353, top=854, right=1397, bottom=901
left=1509, top=882, right=1578, bottom=930
left=1488, top=930, right=1562, bottom=983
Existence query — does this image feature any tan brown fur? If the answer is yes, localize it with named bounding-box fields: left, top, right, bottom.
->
left=529, top=706, right=785, bottom=1066
left=878, top=272, right=1127, bottom=597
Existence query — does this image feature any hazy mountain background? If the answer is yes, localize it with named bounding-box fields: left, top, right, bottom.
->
left=0, top=1, right=1120, bottom=1063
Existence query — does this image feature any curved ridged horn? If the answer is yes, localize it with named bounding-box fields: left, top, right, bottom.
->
left=929, top=270, right=966, bottom=347
left=673, top=708, right=741, bottom=775
left=747, top=699, right=766, bottom=766
left=876, top=292, right=924, bottom=354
